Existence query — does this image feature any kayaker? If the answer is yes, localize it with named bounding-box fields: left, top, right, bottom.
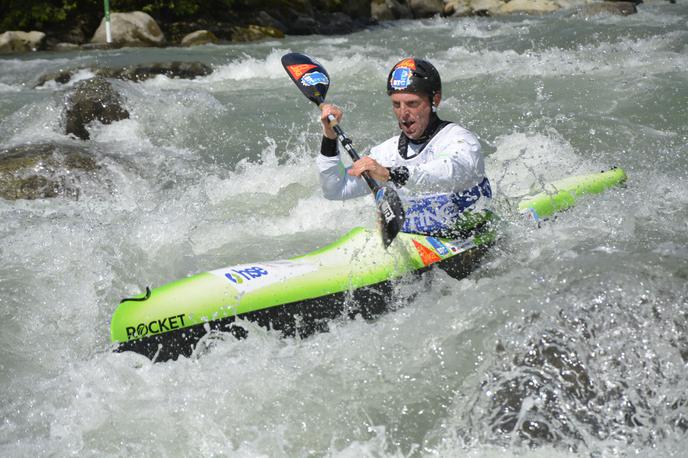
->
left=317, top=57, right=492, bottom=238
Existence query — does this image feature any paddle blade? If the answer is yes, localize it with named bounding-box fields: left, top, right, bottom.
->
left=281, top=52, right=330, bottom=105
left=375, top=185, right=406, bottom=247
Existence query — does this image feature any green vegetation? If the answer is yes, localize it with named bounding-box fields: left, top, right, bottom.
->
left=0, top=0, right=241, bottom=32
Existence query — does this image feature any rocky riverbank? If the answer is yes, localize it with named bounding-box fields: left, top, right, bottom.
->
left=0, top=0, right=657, bottom=53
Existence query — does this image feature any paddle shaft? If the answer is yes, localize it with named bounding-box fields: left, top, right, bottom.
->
left=322, top=110, right=380, bottom=192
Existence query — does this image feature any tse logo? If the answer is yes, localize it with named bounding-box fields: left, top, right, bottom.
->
left=225, top=266, right=268, bottom=284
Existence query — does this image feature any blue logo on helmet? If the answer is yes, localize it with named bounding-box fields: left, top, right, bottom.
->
left=390, top=67, right=411, bottom=90
left=302, top=71, right=329, bottom=87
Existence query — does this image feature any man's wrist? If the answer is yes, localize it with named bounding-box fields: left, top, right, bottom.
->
left=320, top=136, right=338, bottom=157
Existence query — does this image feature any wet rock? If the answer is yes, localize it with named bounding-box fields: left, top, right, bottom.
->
left=287, top=11, right=321, bottom=35
left=36, top=62, right=213, bottom=87
left=498, top=0, right=561, bottom=14
left=231, top=25, right=285, bottom=42
left=0, top=31, right=46, bottom=53
left=343, top=0, right=373, bottom=18
left=0, top=143, right=99, bottom=200
left=53, top=42, right=81, bottom=52
left=181, top=30, right=219, bottom=47
left=319, top=12, right=356, bottom=35
left=445, top=0, right=473, bottom=16
left=64, top=77, right=130, bottom=140
left=576, top=1, right=638, bottom=16
left=255, top=11, right=288, bottom=32
left=35, top=69, right=74, bottom=87
left=98, top=62, right=213, bottom=81
left=90, top=11, right=165, bottom=47
left=408, top=0, right=446, bottom=17
left=470, top=0, right=506, bottom=16
left=371, top=0, right=414, bottom=21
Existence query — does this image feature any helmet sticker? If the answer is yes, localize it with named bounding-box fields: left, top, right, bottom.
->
left=301, top=71, right=329, bottom=86
left=396, top=58, right=416, bottom=70
left=390, top=67, right=412, bottom=90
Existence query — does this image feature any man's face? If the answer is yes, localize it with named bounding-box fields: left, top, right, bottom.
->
left=391, top=92, right=439, bottom=140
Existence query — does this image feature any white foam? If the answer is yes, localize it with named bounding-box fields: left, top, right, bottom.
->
left=437, top=30, right=688, bottom=81
left=206, top=48, right=290, bottom=82
left=485, top=130, right=592, bottom=198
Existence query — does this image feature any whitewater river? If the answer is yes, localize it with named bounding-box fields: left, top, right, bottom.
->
left=1, top=3, right=687, bottom=456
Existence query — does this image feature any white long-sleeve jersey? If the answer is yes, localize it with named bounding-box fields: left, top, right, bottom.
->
left=316, top=122, right=492, bottom=235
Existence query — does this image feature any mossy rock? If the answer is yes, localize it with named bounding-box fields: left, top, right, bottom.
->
left=0, top=143, right=99, bottom=200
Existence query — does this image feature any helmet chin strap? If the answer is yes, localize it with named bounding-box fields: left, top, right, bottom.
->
left=397, top=112, right=449, bottom=160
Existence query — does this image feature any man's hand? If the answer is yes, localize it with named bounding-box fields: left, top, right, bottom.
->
left=348, top=157, right=390, bottom=182
left=320, top=104, right=343, bottom=139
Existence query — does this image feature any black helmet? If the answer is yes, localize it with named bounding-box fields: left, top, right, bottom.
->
left=386, top=58, right=441, bottom=99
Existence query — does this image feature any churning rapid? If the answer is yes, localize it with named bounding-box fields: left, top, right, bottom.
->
left=1, top=3, right=687, bottom=457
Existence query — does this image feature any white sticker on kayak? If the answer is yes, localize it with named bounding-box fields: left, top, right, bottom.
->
left=210, top=261, right=317, bottom=293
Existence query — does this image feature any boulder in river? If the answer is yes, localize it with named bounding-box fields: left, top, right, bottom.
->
left=0, top=143, right=99, bottom=200
left=97, top=62, right=213, bottom=82
left=90, top=11, right=165, bottom=47
left=371, top=0, right=414, bottom=21
left=64, top=77, right=130, bottom=140
left=498, top=0, right=561, bottom=14
left=0, top=31, right=46, bottom=53
left=408, top=0, right=446, bottom=18
left=36, top=62, right=213, bottom=87
left=470, top=0, right=507, bottom=16
left=181, top=30, right=219, bottom=47
left=230, top=25, right=285, bottom=42
left=445, top=0, right=473, bottom=16
left=576, top=1, right=638, bottom=16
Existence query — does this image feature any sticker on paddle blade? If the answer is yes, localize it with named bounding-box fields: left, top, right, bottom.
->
left=286, top=63, right=317, bottom=80
left=301, top=71, right=329, bottom=87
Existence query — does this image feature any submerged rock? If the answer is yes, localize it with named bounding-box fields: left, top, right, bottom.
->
left=97, top=62, right=213, bottom=81
left=64, top=77, right=129, bottom=140
left=36, top=62, right=213, bottom=87
left=90, top=11, right=165, bottom=47
left=0, top=143, right=99, bottom=200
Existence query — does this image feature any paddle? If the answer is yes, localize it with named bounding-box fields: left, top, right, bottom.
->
left=281, top=52, right=405, bottom=247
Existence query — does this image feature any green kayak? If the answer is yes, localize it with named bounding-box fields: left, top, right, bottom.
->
left=111, top=168, right=626, bottom=361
